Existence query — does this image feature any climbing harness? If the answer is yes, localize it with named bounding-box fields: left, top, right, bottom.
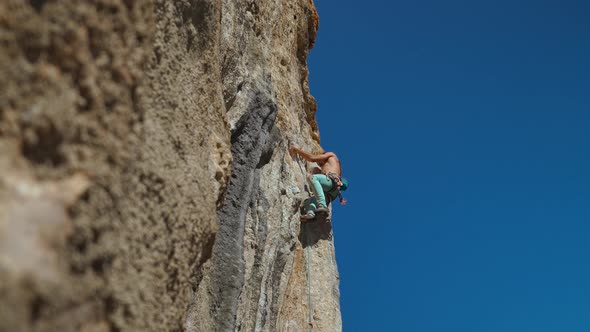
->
left=324, top=172, right=348, bottom=206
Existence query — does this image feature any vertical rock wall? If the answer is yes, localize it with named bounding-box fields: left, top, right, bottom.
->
left=0, top=0, right=340, bottom=331
left=187, top=1, right=341, bottom=331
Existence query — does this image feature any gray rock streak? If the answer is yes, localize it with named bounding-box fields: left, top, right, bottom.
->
left=206, top=86, right=278, bottom=331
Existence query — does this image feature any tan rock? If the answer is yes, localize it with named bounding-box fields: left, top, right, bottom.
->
left=0, top=0, right=339, bottom=331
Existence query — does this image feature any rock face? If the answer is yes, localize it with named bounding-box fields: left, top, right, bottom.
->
left=0, top=1, right=340, bottom=331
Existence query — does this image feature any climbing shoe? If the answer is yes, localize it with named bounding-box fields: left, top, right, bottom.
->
left=315, top=205, right=329, bottom=214
left=300, top=213, right=315, bottom=222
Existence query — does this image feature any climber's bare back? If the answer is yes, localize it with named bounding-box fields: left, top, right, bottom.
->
left=289, top=146, right=341, bottom=176
left=317, top=153, right=341, bottom=175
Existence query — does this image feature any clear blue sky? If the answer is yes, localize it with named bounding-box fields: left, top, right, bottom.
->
left=307, top=1, right=590, bottom=331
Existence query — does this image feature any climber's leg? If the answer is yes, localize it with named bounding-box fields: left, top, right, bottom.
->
left=307, top=174, right=333, bottom=209
left=301, top=197, right=317, bottom=220
left=303, top=197, right=317, bottom=215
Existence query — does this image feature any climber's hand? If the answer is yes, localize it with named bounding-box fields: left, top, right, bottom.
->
left=289, top=146, right=300, bottom=154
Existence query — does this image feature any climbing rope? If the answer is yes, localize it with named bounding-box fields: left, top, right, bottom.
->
left=291, top=143, right=314, bottom=330
left=305, top=225, right=314, bottom=331
left=295, top=153, right=306, bottom=175
left=293, top=154, right=311, bottom=195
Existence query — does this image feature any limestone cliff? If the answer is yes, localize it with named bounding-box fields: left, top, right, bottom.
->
left=0, top=1, right=340, bottom=331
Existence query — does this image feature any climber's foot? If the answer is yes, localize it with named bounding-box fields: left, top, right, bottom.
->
left=315, top=205, right=329, bottom=214
left=300, top=213, right=315, bottom=222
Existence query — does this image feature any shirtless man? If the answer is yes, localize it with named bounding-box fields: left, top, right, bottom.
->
left=290, top=146, right=348, bottom=220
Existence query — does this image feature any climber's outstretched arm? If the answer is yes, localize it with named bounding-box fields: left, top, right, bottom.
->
left=290, top=146, right=334, bottom=163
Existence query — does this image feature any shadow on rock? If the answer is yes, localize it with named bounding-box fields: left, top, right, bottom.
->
left=299, top=218, right=333, bottom=248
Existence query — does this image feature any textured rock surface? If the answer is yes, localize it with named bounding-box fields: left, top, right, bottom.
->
left=1, top=0, right=340, bottom=331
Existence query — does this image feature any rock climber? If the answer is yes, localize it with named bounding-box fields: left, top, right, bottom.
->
left=289, top=146, right=348, bottom=221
